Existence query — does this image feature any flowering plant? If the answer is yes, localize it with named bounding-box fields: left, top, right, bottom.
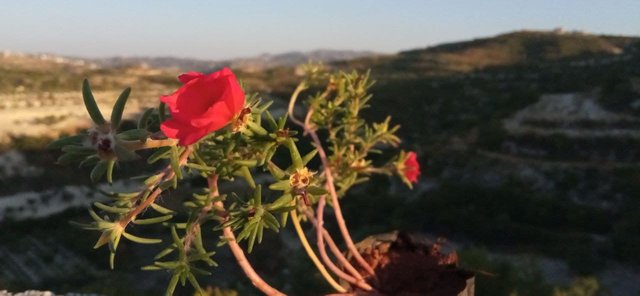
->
left=50, top=64, right=421, bottom=295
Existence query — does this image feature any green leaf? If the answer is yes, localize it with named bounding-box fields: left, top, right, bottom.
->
left=111, top=87, right=131, bottom=129
left=93, top=202, right=130, bottom=214
left=247, top=224, right=258, bottom=253
left=133, top=215, right=173, bottom=225
left=114, top=144, right=140, bottom=161
left=269, top=180, right=290, bottom=191
left=159, top=102, right=167, bottom=123
left=106, top=160, right=115, bottom=184
left=170, top=146, right=183, bottom=180
left=56, top=152, right=86, bottom=165
left=267, top=161, right=286, bottom=180
left=166, top=272, right=180, bottom=296
left=90, top=160, right=108, bottom=183
left=246, top=121, right=268, bottom=136
left=187, top=272, right=202, bottom=294
left=154, top=246, right=176, bottom=260
left=61, top=145, right=95, bottom=154
left=238, top=166, right=255, bottom=189
left=117, top=129, right=149, bottom=141
left=79, top=155, right=100, bottom=168
left=148, top=146, right=172, bottom=164
left=185, top=163, right=215, bottom=172
left=307, top=186, right=327, bottom=195
left=82, top=79, right=106, bottom=125
left=301, top=149, right=318, bottom=165
left=268, top=193, right=293, bottom=211
left=235, top=159, right=258, bottom=167
left=48, top=135, right=85, bottom=149
left=150, top=203, right=175, bottom=215
left=280, top=212, right=289, bottom=227
left=122, top=232, right=162, bottom=244
left=138, top=108, right=154, bottom=129
left=253, top=185, right=262, bottom=207
left=285, top=138, right=303, bottom=169
left=264, top=111, right=278, bottom=131
left=109, top=252, right=116, bottom=270
left=262, top=211, right=280, bottom=231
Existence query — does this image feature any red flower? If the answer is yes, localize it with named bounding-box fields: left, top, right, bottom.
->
left=403, top=151, right=421, bottom=184
left=160, top=68, right=245, bottom=145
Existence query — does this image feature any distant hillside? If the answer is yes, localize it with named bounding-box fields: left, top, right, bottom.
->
left=342, top=30, right=639, bottom=76
left=90, top=49, right=378, bottom=72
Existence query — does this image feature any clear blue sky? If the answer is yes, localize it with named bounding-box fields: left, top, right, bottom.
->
left=1, top=0, right=638, bottom=60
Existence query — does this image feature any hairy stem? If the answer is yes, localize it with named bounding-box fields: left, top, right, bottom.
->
left=290, top=208, right=347, bottom=293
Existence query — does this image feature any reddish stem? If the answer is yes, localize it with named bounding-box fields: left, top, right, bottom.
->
left=314, top=196, right=373, bottom=291
left=308, top=130, right=376, bottom=276
left=119, top=146, right=193, bottom=228
left=210, top=175, right=285, bottom=296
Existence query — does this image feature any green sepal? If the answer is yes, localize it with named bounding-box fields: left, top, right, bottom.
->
left=114, top=144, right=140, bottom=161
left=90, top=160, right=109, bottom=183
left=138, top=108, right=154, bottom=129
left=48, top=135, right=85, bottom=149
left=111, top=87, right=131, bottom=129
left=79, top=155, right=100, bottom=168
left=56, top=152, right=86, bottom=165
left=117, top=129, right=149, bottom=141
left=82, top=79, right=106, bottom=125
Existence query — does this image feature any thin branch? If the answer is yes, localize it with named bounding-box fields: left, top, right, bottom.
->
left=183, top=174, right=219, bottom=253
left=313, top=197, right=373, bottom=291
left=287, top=81, right=375, bottom=276
left=290, top=208, right=347, bottom=293
left=307, top=126, right=375, bottom=276
left=210, top=174, right=285, bottom=296
left=118, top=146, right=193, bottom=228
left=303, top=207, right=363, bottom=281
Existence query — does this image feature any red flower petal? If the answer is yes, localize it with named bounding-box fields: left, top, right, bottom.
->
left=159, top=68, right=246, bottom=145
left=178, top=71, right=204, bottom=84
left=403, top=151, right=421, bottom=183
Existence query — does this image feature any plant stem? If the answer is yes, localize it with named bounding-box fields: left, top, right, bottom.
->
left=210, top=175, right=285, bottom=296
left=118, top=146, right=193, bottom=228
left=183, top=174, right=219, bottom=253
left=314, top=197, right=373, bottom=291
left=307, top=130, right=376, bottom=276
left=119, top=138, right=179, bottom=151
left=287, top=81, right=375, bottom=276
left=302, top=208, right=363, bottom=281
left=290, top=208, right=347, bottom=293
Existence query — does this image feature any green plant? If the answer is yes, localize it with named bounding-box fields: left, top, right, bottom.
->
left=50, top=64, right=421, bottom=295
